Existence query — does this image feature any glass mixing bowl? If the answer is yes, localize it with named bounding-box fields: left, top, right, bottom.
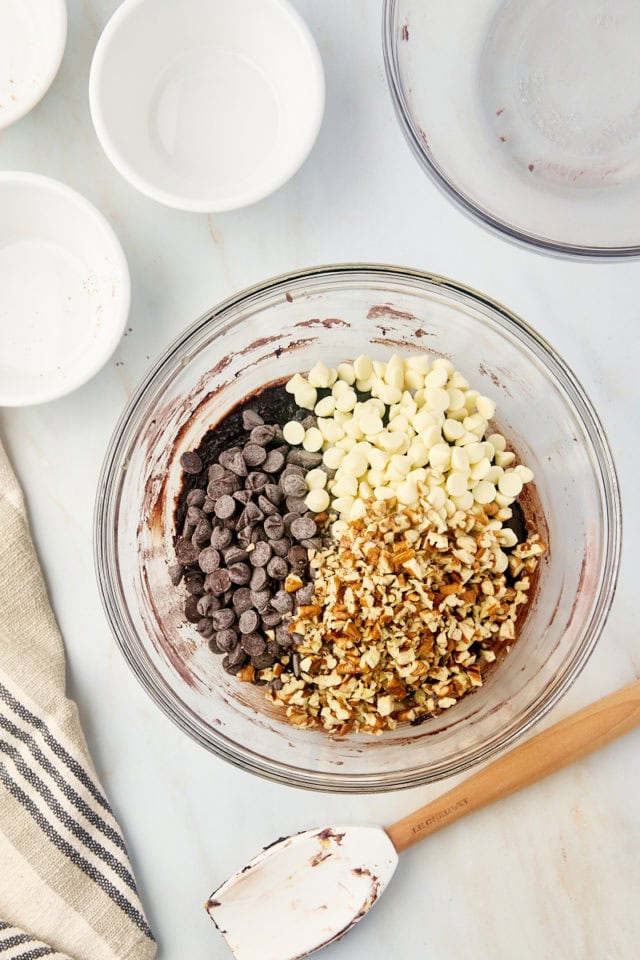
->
left=383, top=0, right=640, bottom=258
left=94, top=265, right=621, bottom=791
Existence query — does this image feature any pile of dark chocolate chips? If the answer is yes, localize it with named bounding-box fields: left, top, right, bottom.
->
left=171, top=408, right=329, bottom=684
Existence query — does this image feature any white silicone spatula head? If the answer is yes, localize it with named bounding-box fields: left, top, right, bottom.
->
left=206, top=682, right=640, bottom=960
left=206, top=825, right=398, bottom=960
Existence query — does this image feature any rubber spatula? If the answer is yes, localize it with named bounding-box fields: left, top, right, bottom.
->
left=206, top=680, right=640, bottom=960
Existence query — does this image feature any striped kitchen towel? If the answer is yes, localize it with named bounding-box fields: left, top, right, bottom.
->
left=0, top=439, right=156, bottom=960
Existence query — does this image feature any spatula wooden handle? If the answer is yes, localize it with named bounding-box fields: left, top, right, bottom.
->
left=386, top=679, right=640, bottom=853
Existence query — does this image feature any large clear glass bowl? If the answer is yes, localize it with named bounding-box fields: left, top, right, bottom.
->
left=94, top=265, right=621, bottom=792
left=383, top=0, right=640, bottom=258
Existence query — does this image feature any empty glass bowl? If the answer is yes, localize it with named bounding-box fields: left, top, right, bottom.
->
left=383, top=0, right=640, bottom=257
left=94, top=265, right=621, bottom=791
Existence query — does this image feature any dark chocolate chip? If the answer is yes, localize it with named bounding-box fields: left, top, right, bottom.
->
left=250, top=541, right=272, bottom=567
left=203, top=497, right=216, bottom=514
left=180, top=451, right=202, bottom=475
left=214, top=495, right=236, bottom=519
left=262, top=450, right=285, bottom=473
left=226, top=644, right=247, bottom=667
left=281, top=463, right=305, bottom=478
left=291, top=517, right=317, bottom=540
left=211, top=526, right=233, bottom=549
left=295, top=583, right=316, bottom=605
left=232, top=587, right=253, bottom=613
left=268, top=677, right=284, bottom=692
left=233, top=489, right=253, bottom=505
left=186, top=488, right=206, bottom=507
left=267, top=556, right=288, bottom=580
left=207, top=568, right=231, bottom=595
left=249, top=567, right=269, bottom=591
left=217, top=629, right=239, bottom=652
left=182, top=520, right=196, bottom=541
left=237, top=527, right=252, bottom=547
left=226, top=450, right=248, bottom=477
left=186, top=505, right=206, bottom=526
left=208, top=463, right=226, bottom=481
left=271, top=537, right=291, bottom=557
left=271, top=590, right=293, bottom=613
left=197, top=595, right=221, bottom=617
left=286, top=497, right=308, bottom=515
left=301, top=537, right=324, bottom=552
left=245, top=472, right=268, bottom=492
left=198, top=547, right=221, bottom=573
left=263, top=515, right=285, bottom=540
left=292, top=652, right=301, bottom=679
left=175, top=538, right=200, bottom=565
left=261, top=610, right=282, bottom=628
left=265, top=483, right=284, bottom=506
left=241, top=502, right=264, bottom=525
left=243, top=444, right=267, bottom=467
left=211, top=608, right=236, bottom=629
left=251, top=652, right=275, bottom=670
left=208, top=636, right=222, bottom=654
left=251, top=526, right=267, bottom=544
left=228, top=562, right=251, bottom=585
left=275, top=624, right=293, bottom=646
left=196, top=617, right=214, bottom=638
left=238, top=609, right=260, bottom=634
left=251, top=589, right=273, bottom=614
left=301, top=415, right=316, bottom=430
left=257, top=494, right=278, bottom=516
left=223, top=546, right=247, bottom=565
left=282, top=474, right=307, bottom=498
left=250, top=425, right=276, bottom=445
left=193, top=520, right=212, bottom=546
left=184, top=573, right=205, bottom=596
left=185, top=596, right=201, bottom=623
left=287, top=449, right=323, bottom=468
left=168, top=563, right=184, bottom=585
left=287, top=545, right=308, bottom=569
left=242, top=409, right=264, bottom=430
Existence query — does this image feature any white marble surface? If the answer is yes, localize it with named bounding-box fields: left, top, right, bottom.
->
left=1, top=2, right=639, bottom=958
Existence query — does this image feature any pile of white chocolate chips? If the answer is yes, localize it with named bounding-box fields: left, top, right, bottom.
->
left=257, top=352, right=546, bottom=733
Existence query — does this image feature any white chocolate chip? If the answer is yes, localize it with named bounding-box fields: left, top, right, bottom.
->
left=294, top=384, right=317, bottom=410
left=285, top=373, right=305, bottom=394
left=498, top=471, right=523, bottom=498
left=353, top=355, right=373, bottom=380
left=473, top=480, right=497, bottom=504
left=337, top=362, right=356, bottom=384
left=487, top=432, right=507, bottom=453
left=515, top=464, right=534, bottom=484
left=283, top=420, right=305, bottom=445
left=305, top=488, right=330, bottom=513
left=315, top=395, right=336, bottom=417
left=425, top=387, right=450, bottom=411
left=335, top=389, right=357, bottom=412
left=303, top=427, right=324, bottom=452
left=476, top=395, right=496, bottom=420
left=323, top=447, right=345, bottom=470
left=306, top=468, right=328, bottom=490
left=308, top=362, right=333, bottom=388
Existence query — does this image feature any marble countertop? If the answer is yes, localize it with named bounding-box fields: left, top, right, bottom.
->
left=1, top=2, right=638, bottom=957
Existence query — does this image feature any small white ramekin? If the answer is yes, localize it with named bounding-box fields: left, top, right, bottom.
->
left=89, top=0, right=325, bottom=212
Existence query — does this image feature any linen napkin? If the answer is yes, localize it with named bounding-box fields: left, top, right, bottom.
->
left=0, top=438, right=156, bottom=960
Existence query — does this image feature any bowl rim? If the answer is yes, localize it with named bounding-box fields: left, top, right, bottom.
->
left=0, top=170, right=130, bottom=407
left=0, top=0, right=67, bottom=131
left=94, top=263, right=622, bottom=792
left=381, top=0, right=640, bottom=261
left=88, top=0, right=325, bottom=213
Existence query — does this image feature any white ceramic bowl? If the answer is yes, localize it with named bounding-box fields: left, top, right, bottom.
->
left=0, top=173, right=130, bottom=407
left=0, top=0, right=67, bottom=130
left=89, top=0, right=325, bottom=212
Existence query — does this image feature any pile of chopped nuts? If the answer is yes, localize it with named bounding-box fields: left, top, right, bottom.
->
left=264, top=493, right=545, bottom=734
